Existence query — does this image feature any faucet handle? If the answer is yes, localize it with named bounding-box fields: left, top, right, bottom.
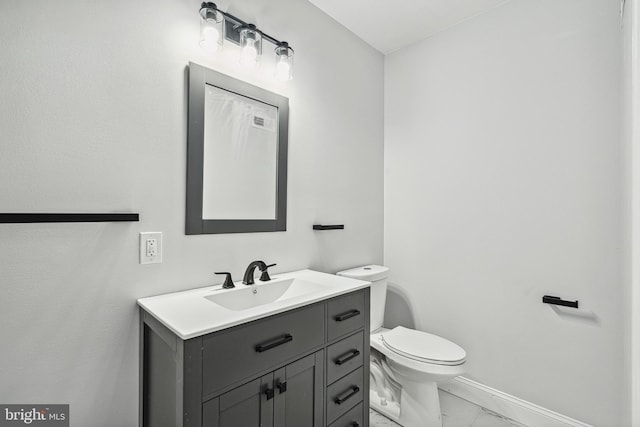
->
left=215, top=272, right=235, bottom=289
left=259, top=263, right=276, bottom=282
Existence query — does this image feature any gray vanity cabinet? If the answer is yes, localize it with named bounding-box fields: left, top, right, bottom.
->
left=141, top=288, right=370, bottom=427
left=204, top=376, right=267, bottom=427
left=202, top=351, right=323, bottom=427
left=274, top=352, right=324, bottom=426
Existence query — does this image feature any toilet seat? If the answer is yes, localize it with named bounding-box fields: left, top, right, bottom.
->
left=381, top=326, right=466, bottom=366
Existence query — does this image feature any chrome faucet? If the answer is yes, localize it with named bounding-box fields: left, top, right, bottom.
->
left=242, top=261, right=276, bottom=285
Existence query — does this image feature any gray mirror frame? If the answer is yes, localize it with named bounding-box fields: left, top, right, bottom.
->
left=186, top=62, right=288, bottom=234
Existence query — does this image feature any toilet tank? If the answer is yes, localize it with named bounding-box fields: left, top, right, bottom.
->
left=337, top=265, right=390, bottom=332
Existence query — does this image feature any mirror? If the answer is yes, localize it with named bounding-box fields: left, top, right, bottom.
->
left=186, top=63, right=288, bottom=234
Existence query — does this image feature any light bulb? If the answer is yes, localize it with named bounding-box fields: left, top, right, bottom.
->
left=274, top=42, right=293, bottom=81
left=199, top=3, right=223, bottom=54
left=241, top=39, right=258, bottom=65
left=200, top=23, right=220, bottom=53
left=276, top=59, right=291, bottom=81
left=239, top=25, right=261, bottom=67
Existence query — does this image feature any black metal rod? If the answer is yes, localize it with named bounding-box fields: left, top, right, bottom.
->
left=313, top=224, right=345, bottom=230
left=0, top=213, right=139, bottom=223
left=542, top=295, right=579, bottom=309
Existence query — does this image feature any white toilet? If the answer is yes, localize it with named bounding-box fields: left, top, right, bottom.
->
left=337, top=265, right=466, bottom=427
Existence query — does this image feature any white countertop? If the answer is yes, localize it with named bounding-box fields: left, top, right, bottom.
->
left=137, top=269, right=370, bottom=340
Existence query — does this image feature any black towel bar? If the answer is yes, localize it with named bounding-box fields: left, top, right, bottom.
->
left=542, top=295, right=579, bottom=309
left=0, top=213, right=140, bottom=223
left=313, top=224, right=344, bottom=230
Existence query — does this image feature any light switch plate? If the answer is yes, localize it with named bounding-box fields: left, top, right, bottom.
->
left=140, top=232, right=162, bottom=264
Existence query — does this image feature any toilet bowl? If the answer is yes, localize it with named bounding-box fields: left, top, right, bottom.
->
left=370, top=327, right=466, bottom=427
left=337, top=265, right=467, bottom=427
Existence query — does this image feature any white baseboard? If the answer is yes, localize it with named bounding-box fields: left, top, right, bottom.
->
left=439, top=377, right=592, bottom=427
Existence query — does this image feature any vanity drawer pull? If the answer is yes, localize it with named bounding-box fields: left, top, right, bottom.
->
left=334, top=310, right=360, bottom=322
left=334, top=386, right=360, bottom=405
left=335, top=349, right=361, bottom=365
left=255, top=334, right=293, bottom=353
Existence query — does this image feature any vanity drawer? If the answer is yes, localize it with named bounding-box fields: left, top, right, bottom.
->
left=327, top=331, right=364, bottom=384
left=202, top=303, right=325, bottom=397
left=327, top=291, right=366, bottom=341
left=328, top=402, right=363, bottom=427
left=326, top=367, right=364, bottom=424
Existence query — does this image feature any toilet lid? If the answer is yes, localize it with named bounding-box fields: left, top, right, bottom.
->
left=381, top=326, right=466, bottom=366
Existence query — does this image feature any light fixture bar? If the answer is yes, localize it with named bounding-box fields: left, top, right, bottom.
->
left=218, top=10, right=283, bottom=47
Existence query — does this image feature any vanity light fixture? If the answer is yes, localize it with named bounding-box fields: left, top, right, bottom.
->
left=199, top=2, right=224, bottom=53
left=239, top=24, right=261, bottom=67
left=198, top=2, right=295, bottom=80
left=275, top=42, right=294, bottom=81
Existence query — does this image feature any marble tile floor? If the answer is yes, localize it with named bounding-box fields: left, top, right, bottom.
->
left=369, top=390, right=526, bottom=427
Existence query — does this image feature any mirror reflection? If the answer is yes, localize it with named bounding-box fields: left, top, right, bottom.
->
left=203, top=85, right=278, bottom=220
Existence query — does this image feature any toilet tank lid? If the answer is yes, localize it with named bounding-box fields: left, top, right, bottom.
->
left=336, top=265, right=389, bottom=281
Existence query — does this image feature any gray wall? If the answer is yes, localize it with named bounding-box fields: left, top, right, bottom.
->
left=622, top=0, right=640, bottom=425
left=384, top=1, right=624, bottom=425
left=0, top=0, right=384, bottom=425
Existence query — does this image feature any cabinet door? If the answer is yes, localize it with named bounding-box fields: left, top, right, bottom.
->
left=273, top=351, right=324, bottom=427
left=203, top=374, right=274, bottom=427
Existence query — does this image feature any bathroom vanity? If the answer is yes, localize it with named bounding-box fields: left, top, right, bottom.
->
left=139, top=270, right=371, bottom=427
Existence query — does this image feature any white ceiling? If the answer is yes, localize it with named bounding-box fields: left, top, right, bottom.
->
left=308, top=0, right=511, bottom=54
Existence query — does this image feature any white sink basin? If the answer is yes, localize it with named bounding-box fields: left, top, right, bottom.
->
left=204, top=277, right=329, bottom=311
left=137, top=269, right=371, bottom=339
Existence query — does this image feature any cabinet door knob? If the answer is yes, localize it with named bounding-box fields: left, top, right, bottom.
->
left=264, top=387, right=274, bottom=400
left=276, top=381, right=287, bottom=394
